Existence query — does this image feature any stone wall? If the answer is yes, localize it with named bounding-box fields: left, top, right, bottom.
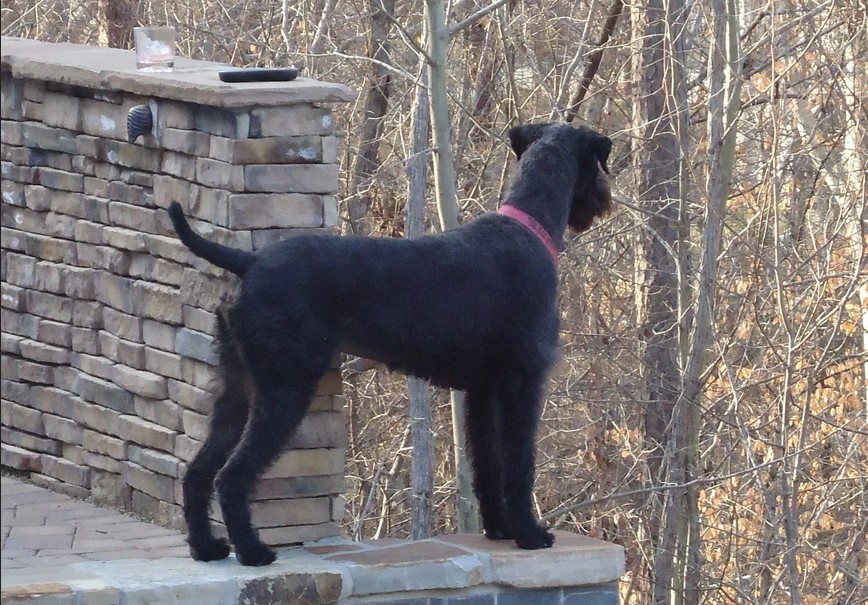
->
left=0, top=37, right=355, bottom=545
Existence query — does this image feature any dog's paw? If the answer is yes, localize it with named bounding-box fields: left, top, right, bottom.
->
left=514, top=525, right=555, bottom=550
left=235, top=544, right=277, bottom=567
left=189, top=536, right=231, bottom=562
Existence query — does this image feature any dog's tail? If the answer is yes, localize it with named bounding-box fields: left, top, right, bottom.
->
left=167, top=202, right=255, bottom=277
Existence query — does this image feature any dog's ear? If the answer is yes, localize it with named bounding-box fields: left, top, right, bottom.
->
left=592, top=134, right=613, bottom=174
left=508, top=124, right=552, bottom=159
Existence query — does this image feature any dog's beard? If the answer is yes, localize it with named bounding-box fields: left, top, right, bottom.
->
left=568, top=174, right=612, bottom=233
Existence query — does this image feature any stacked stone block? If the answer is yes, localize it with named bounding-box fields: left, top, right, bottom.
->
left=1, top=37, right=355, bottom=546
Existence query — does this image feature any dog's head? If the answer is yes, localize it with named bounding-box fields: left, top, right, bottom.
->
left=508, top=123, right=613, bottom=233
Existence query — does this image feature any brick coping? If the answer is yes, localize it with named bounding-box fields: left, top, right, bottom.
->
left=1, top=531, right=624, bottom=604
left=1, top=37, right=356, bottom=108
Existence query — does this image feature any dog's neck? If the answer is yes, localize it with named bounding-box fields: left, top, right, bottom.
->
left=498, top=205, right=559, bottom=266
left=503, top=147, right=577, bottom=250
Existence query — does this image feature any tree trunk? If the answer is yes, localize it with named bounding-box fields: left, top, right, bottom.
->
left=347, top=0, right=396, bottom=234
left=631, top=0, right=689, bottom=600
left=840, top=32, right=868, bottom=414
left=425, top=0, right=459, bottom=232
left=424, top=0, right=479, bottom=533
left=306, top=0, right=339, bottom=76
left=98, top=0, right=134, bottom=49
left=406, top=65, right=434, bottom=540
left=835, top=21, right=867, bottom=604
left=564, top=0, right=623, bottom=123
left=673, top=0, right=742, bottom=600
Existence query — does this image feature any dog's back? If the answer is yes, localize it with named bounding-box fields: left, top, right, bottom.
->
left=218, top=216, right=559, bottom=390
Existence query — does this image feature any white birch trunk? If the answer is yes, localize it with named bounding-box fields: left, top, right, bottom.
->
left=424, top=0, right=479, bottom=533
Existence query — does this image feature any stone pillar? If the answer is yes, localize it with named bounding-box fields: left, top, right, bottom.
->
left=0, top=37, right=355, bottom=546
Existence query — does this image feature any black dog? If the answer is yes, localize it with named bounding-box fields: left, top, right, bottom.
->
left=169, top=123, right=613, bottom=566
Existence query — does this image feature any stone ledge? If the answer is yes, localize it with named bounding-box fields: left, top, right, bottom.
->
left=1, top=37, right=356, bottom=108
left=0, top=531, right=623, bottom=605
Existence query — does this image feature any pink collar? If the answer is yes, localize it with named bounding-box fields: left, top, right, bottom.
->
left=498, top=205, right=559, bottom=266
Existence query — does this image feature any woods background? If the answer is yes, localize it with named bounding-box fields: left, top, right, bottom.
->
left=2, top=0, right=866, bottom=603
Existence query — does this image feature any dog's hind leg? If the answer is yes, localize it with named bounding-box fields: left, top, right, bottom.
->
left=183, top=376, right=248, bottom=561
left=183, top=323, right=249, bottom=562
left=214, top=374, right=322, bottom=566
left=496, top=374, right=555, bottom=550
left=465, top=385, right=511, bottom=540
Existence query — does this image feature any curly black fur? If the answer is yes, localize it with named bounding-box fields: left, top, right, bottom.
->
left=170, top=123, right=613, bottom=566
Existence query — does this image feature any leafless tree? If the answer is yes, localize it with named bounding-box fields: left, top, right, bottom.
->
left=5, top=0, right=866, bottom=602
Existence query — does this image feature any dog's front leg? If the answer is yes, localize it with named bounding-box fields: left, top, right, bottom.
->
left=497, top=376, right=555, bottom=550
left=465, top=386, right=511, bottom=540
